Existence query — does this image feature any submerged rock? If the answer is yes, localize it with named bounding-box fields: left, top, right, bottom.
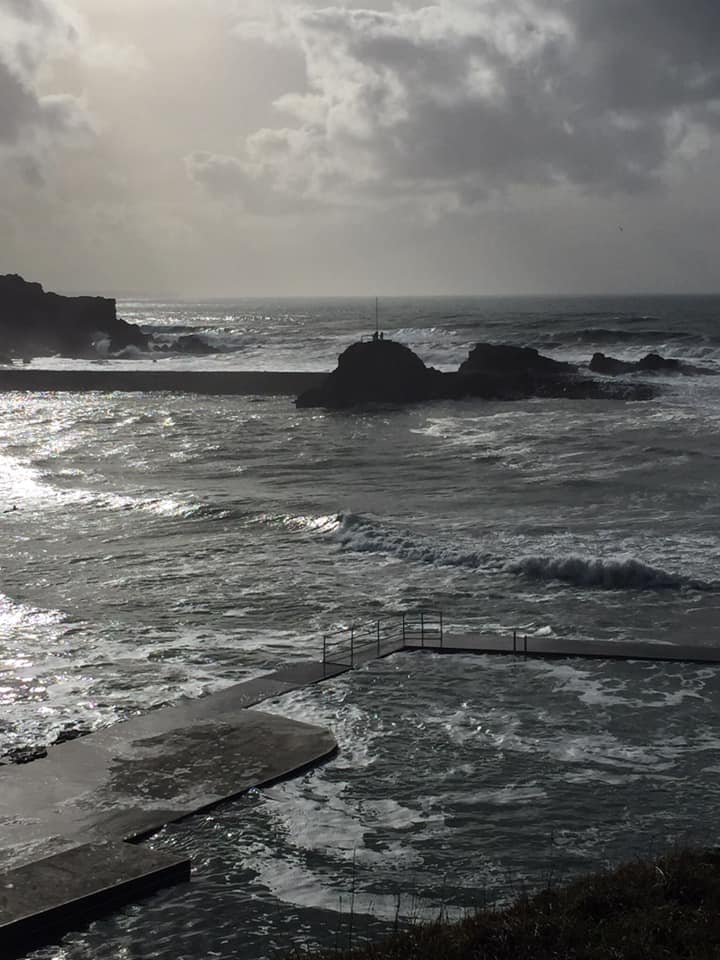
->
left=589, top=352, right=636, bottom=375
left=297, top=338, right=655, bottom=409
left=175, top=333, right=215, bottom=355
left=153, top=333, right=217, bottom=356
left=590, top=351, right=716, bottom=376
left=0, top=274, right=150, bottom=359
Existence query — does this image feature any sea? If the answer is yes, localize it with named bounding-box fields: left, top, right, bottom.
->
left=4, top=294, right=720, bottom=959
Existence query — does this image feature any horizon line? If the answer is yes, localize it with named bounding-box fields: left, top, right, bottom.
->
left=55, top=289, right=720, bottom=301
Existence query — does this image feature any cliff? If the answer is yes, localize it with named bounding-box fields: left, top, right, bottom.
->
left=0, top=274, right=150, bottom=359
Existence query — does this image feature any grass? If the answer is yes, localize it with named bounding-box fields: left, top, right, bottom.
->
left=291, top=847, right=720, bottom=959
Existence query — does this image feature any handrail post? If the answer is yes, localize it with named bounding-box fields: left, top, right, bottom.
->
left=377, top=619, right=381, bottom=657
left=439, top=610, right=443, bottom=648
left=402, top=612, right=406, bottom=646
left=323, top=635, right=327, bottom=676
left=523, top=634, right=527, bottom=658
left=420, top=611, right=425, bottom=647
left=350, top=626, right=354, bottom=668
left=513, top=629, right=517, bottom=654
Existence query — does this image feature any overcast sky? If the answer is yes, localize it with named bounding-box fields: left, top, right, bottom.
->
left=1, top=0, right=719, bottom=296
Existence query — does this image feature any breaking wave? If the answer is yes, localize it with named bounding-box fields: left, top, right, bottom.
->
left=273, top=511, right=496, bottom=570
left=332, top=513, right=497, bottom=569
left=140, top=323, right=199, bottom=334
left=576, top=328, right=698, bottom=344
left=272, top=513, right=718, bottom=594
left=508, top=555, right=714, bottom=591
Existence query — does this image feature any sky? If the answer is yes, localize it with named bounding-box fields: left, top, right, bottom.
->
left=0, top=0, right=719, bottom=297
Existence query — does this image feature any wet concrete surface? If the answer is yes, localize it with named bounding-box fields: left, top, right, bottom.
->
left=409, top=633, right=720, bottom=663
left=0, top=661, right=344, bottom=955
left=0, top=369, right=327, bottom=395
left=0, top=842, right=190, bottom=958
left=0, top=664, right=344, bottom=869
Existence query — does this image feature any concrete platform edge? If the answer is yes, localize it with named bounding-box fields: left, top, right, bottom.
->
left=0, top=844, right=190, bottom=959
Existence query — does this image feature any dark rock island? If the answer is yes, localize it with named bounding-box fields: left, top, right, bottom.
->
left=296, top=339, right=656, bottom=409
left=295, top=338, right=449, bottom=408
left=0, top=274, right=149, bottom=359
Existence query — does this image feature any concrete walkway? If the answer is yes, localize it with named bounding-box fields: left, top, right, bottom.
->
left=0, top=369, right=327, bottom=395
left=4, top=630, right=719, bottom=956
left=404, top=633, right=720, bottom=664
left=0, top=660, right=346, bottom=956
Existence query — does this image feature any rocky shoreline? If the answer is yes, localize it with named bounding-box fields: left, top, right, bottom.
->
left=0, top=276, right=706, bottom=406
left=296, top=338, right=662, bottom=408
left=0, top=274, right=148, bottom=360
left=0, top=274, right=215, bottom=361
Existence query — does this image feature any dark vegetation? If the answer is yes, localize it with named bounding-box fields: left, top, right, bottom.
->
left=293, top=847, right=720, bottom=959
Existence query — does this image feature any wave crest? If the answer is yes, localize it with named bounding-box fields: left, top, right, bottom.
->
left=508, top=554, right=709, bottom=591
left=332, top=513, right=494, bottom=569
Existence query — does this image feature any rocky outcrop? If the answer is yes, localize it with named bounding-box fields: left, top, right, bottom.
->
left=0, top=274, right=150, bottom=359
left=296, top=339, right=656, bottom=409
left=296, top=338, right=448, bottom=408
left=455, top=343, right=578, bottom=399
left=590, top=351, right=716, bottom=376
left=589, top=353, right=635, bottom=375
left=459, top=343, right=575, bottom=378
left=151, top=333, right=216, bottom=356
left=175, top=334, right=215, bottom=355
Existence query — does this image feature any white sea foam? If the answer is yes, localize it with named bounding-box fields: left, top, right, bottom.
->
left=265, top=510, right=497, bottom=571
left=0, top=593, right=65, bottom=631
left=0, top=442, right=210, bottom=523
left=279, top=514, right=715, bottom=597
left=527, top=662, right=631, bottom=706
left=331, top=513, right=496, bottom=570
left=92, top=491, right=202, bottom=519
left=242, top=851, right=442, bottom=919
left=0, top=452, right=56, bottom=503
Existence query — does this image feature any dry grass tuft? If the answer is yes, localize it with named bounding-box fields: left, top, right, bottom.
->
left=290, top=848, right=720, bottom=960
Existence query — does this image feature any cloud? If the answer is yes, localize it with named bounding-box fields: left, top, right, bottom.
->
left=223, top=0, right=720, bottom=210
left=186, top=151, right=250, bottom=197
left=186, top=149, right=317, bottom=216
left=0, top=0, right=93, bottom=182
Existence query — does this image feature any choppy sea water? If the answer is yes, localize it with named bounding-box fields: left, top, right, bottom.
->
left=4, top=295, right=720, bottom=958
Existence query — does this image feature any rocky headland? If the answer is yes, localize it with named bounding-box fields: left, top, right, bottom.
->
left=0, top=274, right=149, bottom=359
left=296, top=338, right=657, bottom=409
left=0, top=274, right=217, bottom=361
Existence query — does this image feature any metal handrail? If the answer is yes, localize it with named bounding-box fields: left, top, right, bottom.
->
left=322, top=613, right=539, bottom=677
left=322, top=608, right=444, bottom=671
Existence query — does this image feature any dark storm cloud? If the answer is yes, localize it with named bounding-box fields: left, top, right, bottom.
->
left=0, top=0, right=89, bottom=179
left=227, top=0, right=720, bottom=207
left=566, top=0, right=720, bottom=125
